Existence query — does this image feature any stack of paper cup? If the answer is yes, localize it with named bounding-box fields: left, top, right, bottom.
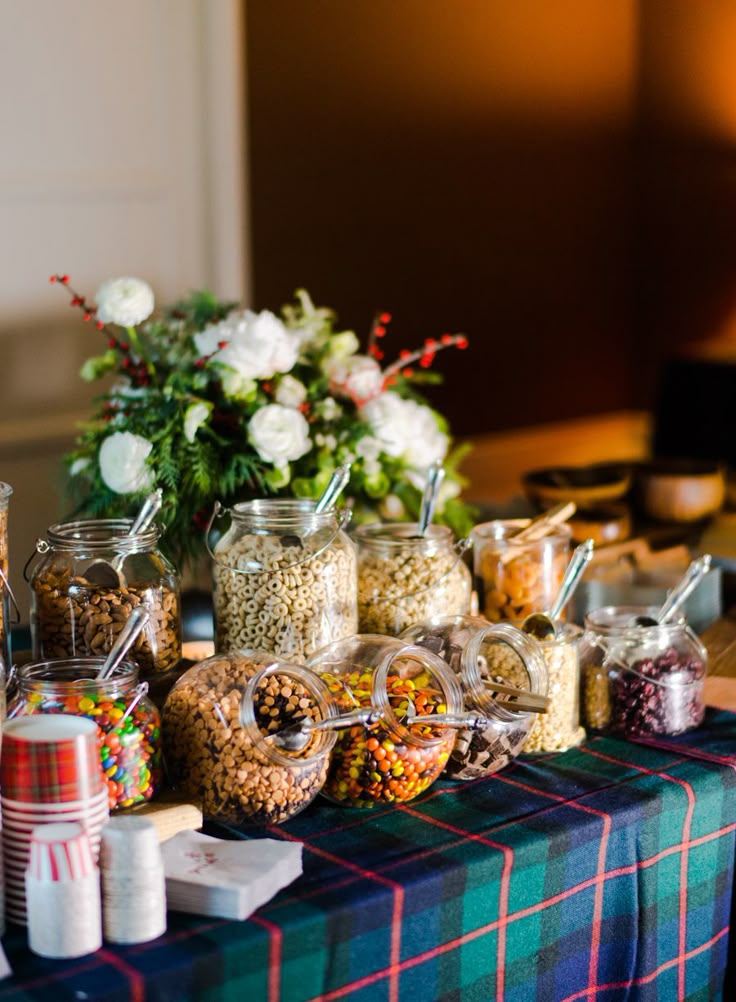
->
left=1, top=716, right=109, bottom=925
left=100, top=816, right=166, bottom=944
left=25, top=822, right=102, bottom=958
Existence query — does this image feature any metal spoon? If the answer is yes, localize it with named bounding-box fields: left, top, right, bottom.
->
left=630, top=553, right=712, bottom=627
left=84, top=489, right=163, bottom=589
left=96, top=605, right=150, bottom=680
left=416, top=461, right=445, bottom=536
left=521, top=538, right=595, bottom=640
left=315, top=464, right=352, bottom=514
left=265, top=705, right=382, bottom=753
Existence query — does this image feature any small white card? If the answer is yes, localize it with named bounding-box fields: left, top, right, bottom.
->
left=161, top=830, right=303, bottom=921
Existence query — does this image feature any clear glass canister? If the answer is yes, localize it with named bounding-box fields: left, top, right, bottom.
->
left=7, top=658, right=163, bottom=811
left=401, top=616, right=549, bottom=778
left=579, top=606, right=706, bottom=737
left=28, top=518, right=181, bottom=676
left=162, top=650, right=336, bottom=826
left=472, top=519, right=570, bottom=622
left=306, top=634, right=464, bottom=806
left=0, top=481, right=13, bottom=693
left=519, top=623, right=584, bottom=753
left=209, top=499, right=357, bottom=662
left=355, top=523, right=472, bottom=637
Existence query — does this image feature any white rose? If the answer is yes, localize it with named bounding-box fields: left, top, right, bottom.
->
left=184, top=401, right=212, bottom=443
left=204, top=309, right=300, bottom=379
left=99, top=432, right=154, bottom=494
left=274, top=374, right=307, bottom=408
left=94, top=277, right=155, bottom=327
left=360, top=392, right=448, bottom=468
left=220, top=370, right=256, bottom=400
left=326, top=354, right=384, bottom=403
left=248, top=404, right=312, bottom=466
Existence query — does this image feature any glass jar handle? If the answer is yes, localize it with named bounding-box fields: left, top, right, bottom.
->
left=23, top=537, right=50, bottom=582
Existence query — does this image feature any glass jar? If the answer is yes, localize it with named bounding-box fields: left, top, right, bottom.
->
left=7, top=658, right=162, bottom=811
left=162, top=650, right=336, bottom=826
left=519, top=623, right=584, bottom=753
left=579, top=605, right=706, bottom=737
left=28, top=518, right=181, bottom=676
left=306, top=635, right=464, bottom=806
left=355, top=523, right=472, bottom=636
left=401, top=616, right=550, bottom=777
left=209, top=499, right=357, bottom=662
left=0, top=481, right=12, bottom=690
left=471, top=519, right=570, bottom=623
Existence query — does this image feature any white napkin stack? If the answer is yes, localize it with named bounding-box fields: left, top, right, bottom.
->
left=161, top=831, right=303, bottom=921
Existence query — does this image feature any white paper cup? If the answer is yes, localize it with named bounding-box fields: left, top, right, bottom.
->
left=26, top=870, right=102, bottom=957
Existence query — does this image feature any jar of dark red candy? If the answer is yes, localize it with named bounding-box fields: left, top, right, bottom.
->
left=306, top=635, right=465, bottom=806
left=8, top=658, right=162, bottom=810
left=579, top=606, right=706, bottom=737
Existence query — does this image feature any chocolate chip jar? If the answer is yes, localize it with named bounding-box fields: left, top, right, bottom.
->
left=28, top=518, right=181, bottom=676
left=162, top=651, right=336, bottom=826
left=579, top=606, right=706, bottom=737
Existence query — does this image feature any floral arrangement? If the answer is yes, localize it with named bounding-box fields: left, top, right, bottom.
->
left=52, top=273, right=475, bottom=569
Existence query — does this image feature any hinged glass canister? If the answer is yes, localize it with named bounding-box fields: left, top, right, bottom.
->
left=28, top=518, right=181, bottom=676
left=162, top=650, right=336, bottom=826
left=472, top=519, right=570, bottom=623
left=306, top=635, right=465, bottom=806
left=7, top=658, right=162, bottom=811
left=579, top=605, right=706, bottom=736
left=355, top=523, right=472, bottom=636
left=401, top=616, right=550, bottom=777
left=209, top=499, right=357, bottom=662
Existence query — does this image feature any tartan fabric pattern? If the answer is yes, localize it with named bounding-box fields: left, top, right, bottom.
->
left=1, top=708, right=734, bottom=1001
left=1, top=732, right=102, bottom=804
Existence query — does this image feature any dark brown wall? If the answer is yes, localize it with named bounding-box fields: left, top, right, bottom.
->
left=245, top=1, right=686, bottom=437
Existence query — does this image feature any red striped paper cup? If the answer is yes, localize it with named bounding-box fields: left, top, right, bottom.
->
left=1, top=716, right=104, bottom=804
left=28, top=823, right=95, bottom=882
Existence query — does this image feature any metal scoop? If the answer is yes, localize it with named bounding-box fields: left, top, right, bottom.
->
left=96, top=605, right=150, bottom=680
left=521, top=538, right=595, bottom=640
left=84, top=489, right=163, bottom=588
left=629, top=553, right=712, bottom=627
left=416, top=461, right=445, bottom=536
left=315, top=464, right=352, bottom=514
left=265, top=705, right=382, bottom=753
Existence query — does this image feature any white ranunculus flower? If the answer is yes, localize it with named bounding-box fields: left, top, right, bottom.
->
left=248, top=404, right=312, bottom=466
left=203, top=309, right=300, bottom=379
left=315, top=396, right=342, bottom=421
left=94, top=277, right=155, bottom=327
left=184, top=401, right=212, bottom=443
left=99, top=432, right=154, bottom=494
left=329, top=331, right=360, bottom=358
left=220, top=370, right=256, bottom=401
left=326, top=354, right=384, bottom=403
left=360, top=392, right=448, bottom=468
left=274, top=374, right=307, bottom=408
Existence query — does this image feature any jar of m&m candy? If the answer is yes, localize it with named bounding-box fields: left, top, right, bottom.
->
left=306, top=635, right=464, bottom=806
left=8, top=658, right=162, bottom=810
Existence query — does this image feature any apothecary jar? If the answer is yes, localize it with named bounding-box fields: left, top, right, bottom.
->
left=579, top=605, right=706, bottom=737
left=208, top=499, right=358, bottom=662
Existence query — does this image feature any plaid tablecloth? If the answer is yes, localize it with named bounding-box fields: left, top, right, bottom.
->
left=1, top=709, right=735, bottom=1002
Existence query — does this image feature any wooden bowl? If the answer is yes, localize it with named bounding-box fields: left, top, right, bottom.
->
left=568, top=504, right=632, bottom=546
left=636, top=459, right=725, bottom=523
left=522, top=463, right=632, bottom=509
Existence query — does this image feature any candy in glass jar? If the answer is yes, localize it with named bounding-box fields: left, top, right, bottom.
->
left=306, top=635, right=464, bottom=806
left=471, top=519, right=570, bottom=623
left=579, top=605, right=706, bottom=736
left=28, top=518, right=181, bottom=676
left=163, top=651, right=336, bottom=826
left=355, top=523, right=472, bottom=637
left=401, top=616, right=550, bottom=777
left=209, top=499, right=357, bottom=662
left=7, top=658, right=162, bottom=810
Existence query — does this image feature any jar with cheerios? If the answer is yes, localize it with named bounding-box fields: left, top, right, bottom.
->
left=471, top=519, right=570, bottom=623
left=208, top=498, right=358, bottom=662
left=355, top=523, right=472, bottom=637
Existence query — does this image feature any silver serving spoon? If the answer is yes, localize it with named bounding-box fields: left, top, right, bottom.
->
left=265, top=705, right=383, bottom=753
left=96, top=605, right=150, bottom=680
left=521, top=538, right=595, bottom=640
left=415, top=460, right=445, bottom=537
left=630, top=553, right=712, bottom=627
left=85, top=489, right=163, bottom=589
left=315, top=464, right=352, bottom=514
